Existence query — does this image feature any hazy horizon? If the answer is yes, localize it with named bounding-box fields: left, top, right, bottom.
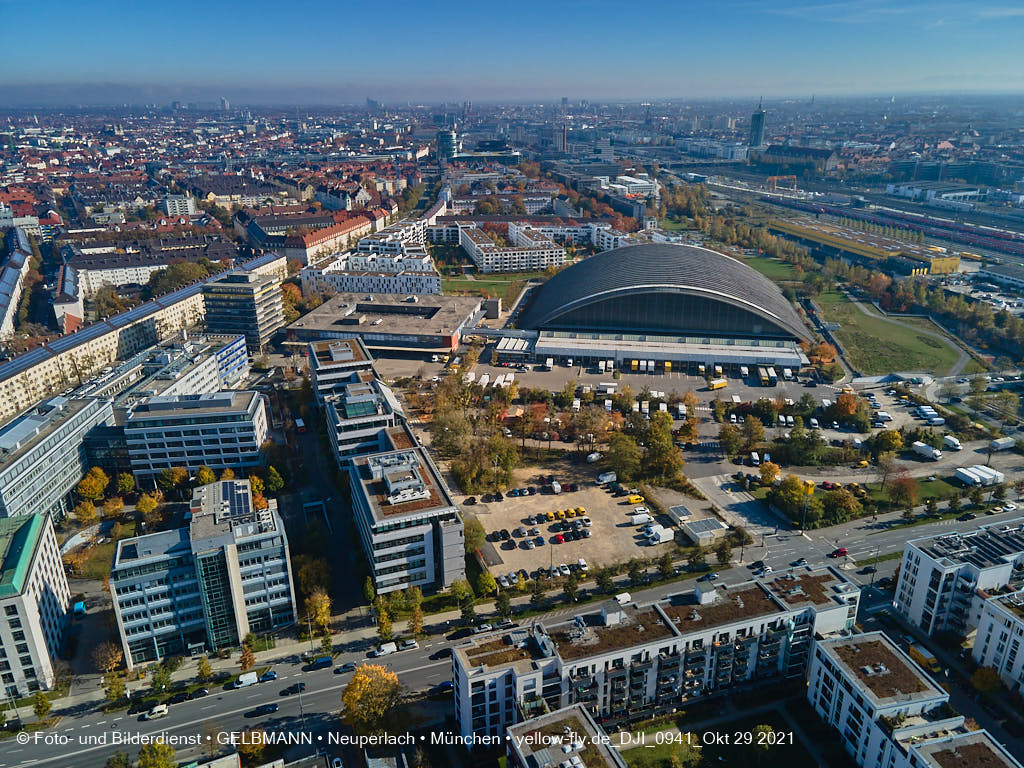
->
left=4, top=0, right=1024, bottom=106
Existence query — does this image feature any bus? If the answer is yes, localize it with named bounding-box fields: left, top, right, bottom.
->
left=709, top=378, right=728, bottom=390
left=758, top=366, right=771, bottom=386
left=740, top=366, right=749, bottom=379
left=766, top=367, right=778, bottom=386
left=295, top=418, right=306, bottom=433
left=714, top=365, right=723, bottom=377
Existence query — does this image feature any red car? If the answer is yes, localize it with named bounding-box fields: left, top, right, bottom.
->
left=829, top=547, right=849, bottom=558
left=554, top=534, right=565, bottom=544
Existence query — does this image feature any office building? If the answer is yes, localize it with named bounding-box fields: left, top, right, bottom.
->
left=893, top=519, right=1024, bottom=637
left=0, top=397, right=114, bottom=520
left=308, top=338, right=375, bottom=404
left=111, top=480, right=297, bottom=667
left=453, top=568, right=859, bottom=739
left=437, top=130, right=459, bottom=164
left=807, top=632, right=1022, bottom=768
left=0, top=514, right=70, bottom=696
left=749, top=99, right=766, bottom=148
left=124, top=391, right=268, bottom=479
left=202, top=271, right=284, bottom=353
left=348, top=432, right=465, bottom=595
left=972, top=590, right=1024, bottom=691
left=325, top=378, right=405, bottom=465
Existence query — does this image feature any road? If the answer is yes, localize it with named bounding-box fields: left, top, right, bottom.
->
left=9, top=643, right=454, bottom=768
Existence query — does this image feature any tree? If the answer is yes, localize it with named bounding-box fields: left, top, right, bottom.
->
left=834, top=393, right=859, bottom=419
left=409, top=604, right=424, bottom=635
left=449, top=580, right=471, bottom=604
left=33, top=690, right=51, bottom=719
left=151, top=664, right=171, bottom=692
left=741, top=415, right=765, bottom=451
left=321, top=631, right=333, bottom=654
left=495, top=591, right=512, bottom=617
left=563, top=574, right=579, bottom=602
left=197, top=655, right=213, bottom=682
left=156, top=466, right=188, bottom=494
left=530, top=578, right=546, bottom=606
left=135, top=492, right=158, bottom=516
left=75, top=500, right=98, bottom=524
left=363, top=576, right=376, bottom=605
left=115, top=472, right=135, bottom=497
left=688, top=546, right=706, bottom=571
left=1014, top=479, right=1024, bottom=501
left=646, top=411, right=685, bottom=480
left=476, top=571, right=497, bottom=597
left=195, top=466, right=216, bottom=486
left=969, top=486, right=985, bottom=507
left=888, top=471, right=917, bottom=510
left=718, top=423, right=743, bottom=455
left=105, top=752, right=133, bottom=768
left=659, top=552, right=674, bottom=579
left=219, top=467, right=236, bottom=481
left=715, top=538, right=732, bottom=566
left=925, top=498, right=939, bottom=516
left=249, top=475, right=265, bottom=495
left=948, top=495, right=961, bottom=514
left=627, top=559, right=645, bottom=584
left=596, top=569, right=615, bottom=593
left=821, top=488, right=863, bottom=525
left=758, top=462, right=780, bottom=486
left=377, top=608, right=393, bottom=641
left=876, top=452, right=899, bottom=489
left=460, top=599, right=476, bottom=623
left=266, top=466, right=285, bottom=494
left=92, top=641, right=123, bottom=672
left=874, top=430, right=903, bottom=456
left=305, top=589, right=332, bottom=633
left=237, top=731, right=266, bottom=764
left=104, top=671, right=126, bottom=703
left=971, top=666, right=1001, bottom=694
left=77, top=466, right=110, bottom=502
left=102, top=497, right=124, bottom=519
left=342, top=664, right=402, bottom=734
left=993, top=483, right=1007, bottom=501
left=239, top=644, right=255, bottom=673
left=137, top=742, right=177, bottom=768
left=606, top=432, right=642, bottom=481
left=464, top=516, right=486, bottom=553
left=252, top=492, right=269, bottom=511
left=752, top=724, right=775, bottom=766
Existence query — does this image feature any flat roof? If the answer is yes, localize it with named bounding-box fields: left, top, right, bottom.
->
left=309, top=337, right=373, bottom=369
left=914, top=730, right=1023, bottom=768
left=910, top=519, right=1024, bottom=570
left=126, top=391, right=258, bottom=419
left=0, top=515, right=46, bottom=598
left=350, top=444, right=455, bottom=523
left=659, top=583, right=785, bottom=633
left=507, top=704, right=626, bottom=768
left=820, top=633, right=942, bottom=706
left=546, top=602, right=676, bottom=660
left=287, top=292, right=481, bottom=339
left=767, top=568, right=860, bottom=609
left=0, top=397, right=100, bottom=472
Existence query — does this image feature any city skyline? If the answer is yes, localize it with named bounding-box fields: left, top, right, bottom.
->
left=3, top=0, right=1024, bottom=105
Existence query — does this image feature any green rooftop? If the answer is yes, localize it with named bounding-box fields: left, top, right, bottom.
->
left=0, top=515, right=45, bottom=598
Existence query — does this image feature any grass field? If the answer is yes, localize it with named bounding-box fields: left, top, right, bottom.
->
left=744, top=257, right=799, bottom=281
left=817, top=292, right=961, bottom=375
left=442, top=271, right=547, bottom=298
left=80, top=520, right=137, bottom=580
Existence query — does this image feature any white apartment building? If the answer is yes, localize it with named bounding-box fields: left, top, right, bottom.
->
left=893, top=520, right=1024, bottom=637
left=356, top=219, right=427, bottom=253
left=972, top=590, right=1024, bottom=692
left=325, top=378, right=404, bottom=465
left=111, top=480, right=296, bottom=667
left=808, top=632, right=1022, bottom=768
left=308, top=338, right=375, bottom=404
left=300, top=251, right=441, bottom=296
left=0, top=514, right=70, bottom=697
left=0, top=228, right=34, bottom=340
left=460, top=224, right=565, bottom=273
left=347, top=433, right=465, bottom=595
left=124, top=391, right=268, bottom=479
left=607, top=175, right=658, bottom=197
left=453, top=568, right=860, bottom=739
left=162, top=194, right=197, bottom=217
left=0, top=397, right=114, bottom=520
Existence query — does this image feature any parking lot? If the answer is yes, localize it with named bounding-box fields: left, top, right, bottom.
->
left=467, top=465, right=676, bottom=581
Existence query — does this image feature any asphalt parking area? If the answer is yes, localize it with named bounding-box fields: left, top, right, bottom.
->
left=469, top=472, right=674, bottom=580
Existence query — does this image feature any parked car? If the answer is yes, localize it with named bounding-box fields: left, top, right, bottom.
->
left=464, top=497, right=476, bottom=505
left=190, top=687, right=210, bottom=699
left=558, top=563, right=571, bottom=576
left=166, top=692, right=190, bottom=705
left=399, top=639, right=419, bottom=651
left=554, top=534, right=565, bottom=544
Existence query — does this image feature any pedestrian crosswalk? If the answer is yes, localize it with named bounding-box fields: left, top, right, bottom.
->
left=697, top=440, right=722, bottom=451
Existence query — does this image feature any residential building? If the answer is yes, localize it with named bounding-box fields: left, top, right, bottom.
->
left=51, top=264, right=83, bottom=334
left=453, top=568, right=859, bottom=739
left=325, top=377, right=404, bottom=465
left=460, top=223, right=565, bottom=273
left=505, top=705, right=626, bottom=768
left=0, top=228, right=34, bottom=340
left=0, top=514, right=70, bottom=696
left=300, top=250, right=441, bottom=296
left=308, top=338, right=375, bottom=404
left=202, top=271, right=284, bottom=352
left=807, top=632, right=1022, bottom=768
left=893, top=520, right=1024, bottom=637
left=124, top=391, right=268, bottom=479
left=162, top=195, right=197, bottom=217
left=111, top=479, right=296, bottom=667
left=0, top=397, right=114, bottom=520
left=972, top=590, right=1024, bottom=691
left=348, top=432, right=465, bottom=595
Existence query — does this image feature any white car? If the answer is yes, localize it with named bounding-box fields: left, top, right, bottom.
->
left=498, top=574, right=510, bottom=588
left=558, top=563, right=571, bottom=577
left=633, top=506, right=650, bottom=515
left=1004, top=502, right=1017, bottom=511
left=580, top=516, right=592, bottom=526
left=577, top=558, right=589, bottom=573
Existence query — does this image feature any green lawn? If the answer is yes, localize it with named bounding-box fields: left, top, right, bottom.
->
left=659, top=217, right=692, bottom=232
left=743, top=257, right=799, bottom=281
left=442, top=271, right=547, bottom=298
left=80, top=520, right=137, bottom=580
left=817, top=292, right=961, bottom=375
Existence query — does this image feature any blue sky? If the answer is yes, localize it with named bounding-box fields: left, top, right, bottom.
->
left=3, top=0, right=1024, bottom=104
